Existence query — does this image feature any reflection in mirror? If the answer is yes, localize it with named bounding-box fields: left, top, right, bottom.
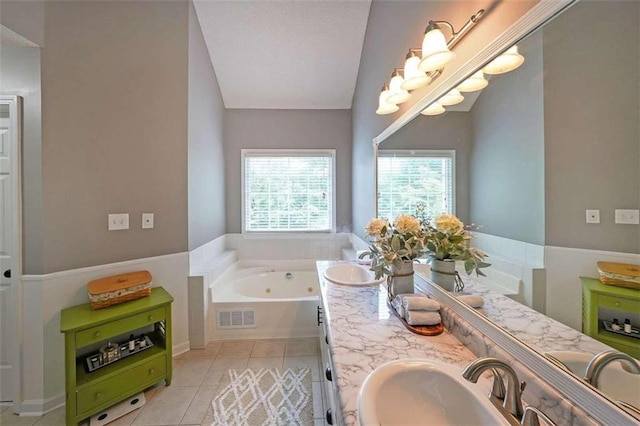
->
left=376, top=0, right=639, bottom=415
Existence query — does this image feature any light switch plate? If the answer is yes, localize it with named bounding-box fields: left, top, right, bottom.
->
left=614, top=209, right=640, bottom=224
left=108, top=213, right=129, bottom=230
left=142, top=213, right=154, bottom=229
left=585, top=209, right=600, bottom=224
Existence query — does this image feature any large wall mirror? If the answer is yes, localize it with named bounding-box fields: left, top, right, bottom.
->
left=375, top=0, right=639, bottom=422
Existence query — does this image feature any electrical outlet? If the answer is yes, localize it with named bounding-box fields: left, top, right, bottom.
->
left=142, top=213, right=154, bottom=229
left=108, top=213, right=129, bottom=230
left=585, top=209, right=600, bottom=224
left=615, top=209, right=640, bottom=225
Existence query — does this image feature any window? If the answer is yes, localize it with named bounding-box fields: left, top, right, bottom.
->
left=242, top=149, right=335, bottom=232
left=377, top=150, right=454, bottom=221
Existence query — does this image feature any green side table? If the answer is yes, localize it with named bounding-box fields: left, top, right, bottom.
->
left=60, top=287, right=173, bottom=426
left=581, top=277, right=640, bottom=359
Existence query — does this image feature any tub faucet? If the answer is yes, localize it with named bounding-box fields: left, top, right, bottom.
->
left=584, top=350, right=640, bottom=388
left=462, top=357, right=525, bottom=420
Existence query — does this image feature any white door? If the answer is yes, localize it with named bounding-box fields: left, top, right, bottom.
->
left=0, top=96, right=22, bottom=403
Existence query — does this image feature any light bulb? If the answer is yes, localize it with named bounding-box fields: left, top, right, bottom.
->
left=419, top=27, right=455, bottom=72
left=483, top=45, right=525, bottom=74
left=387, top=72, right=411, bottom=104
left=457, top=70, right=488, bottom=92
left=376, top=85, right=399, bottom=115
left=439, top=88, right=464, bottom=106
left=421, top=102, right=445, bottom=116
left=401, top=53, right=431, bottom=90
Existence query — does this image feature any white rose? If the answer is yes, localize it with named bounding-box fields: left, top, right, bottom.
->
left=435, top=214, right=464, bottom=234
left=394, top=214, right=421, bottom=234
left=365, top=218, right=388, bottom=237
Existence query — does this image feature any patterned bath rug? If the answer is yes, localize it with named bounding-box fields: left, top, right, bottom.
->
left=206, top=367, right=313, bottom=426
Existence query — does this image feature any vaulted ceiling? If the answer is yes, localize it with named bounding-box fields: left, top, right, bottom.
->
left=193, top=0, right=372, bottom=109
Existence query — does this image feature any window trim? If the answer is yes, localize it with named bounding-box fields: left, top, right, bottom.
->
left=377, top=149, right=456, bottom=218
left=241, top=149, right=337, bottom=234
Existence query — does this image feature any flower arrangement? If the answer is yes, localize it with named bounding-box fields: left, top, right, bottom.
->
left=423, top=212, right=490, bottom=276
left=362, top=214, right=428, bottom=279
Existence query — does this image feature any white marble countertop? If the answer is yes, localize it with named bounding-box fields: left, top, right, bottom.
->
left=316, top=260, right=482, bottom=426
left=317, top=260, right=616, bottom=426
left=442, top=270, right=610, bottom=355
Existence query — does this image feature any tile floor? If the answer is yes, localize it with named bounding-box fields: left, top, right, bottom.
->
left=0, top=338, right=325, bottom=426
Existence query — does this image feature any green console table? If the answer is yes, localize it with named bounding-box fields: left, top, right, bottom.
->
left=60, top=287, right=173, bottom=426
left=581, top=277, right=640, bottom=359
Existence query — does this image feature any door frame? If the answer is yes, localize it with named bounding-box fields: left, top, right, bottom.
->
left=1, top=95, right=23, bottom=412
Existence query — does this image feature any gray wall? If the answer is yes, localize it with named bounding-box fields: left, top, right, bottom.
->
left=543, top=1, right=639, bottom=253
left=0, top=46, right=44, bottom=274
left=187, top=3, right=226, bottom=251
left=352, top=0, right=539, bottom=239
left=0, top=1, right=45, bottom=47
left=224, top=109, right=352, bottom=233
left=40, top=1, right=190, bottom=273
left=469, top=31, right=545, bottom=246
left=379, top=112, right=472, bottom=224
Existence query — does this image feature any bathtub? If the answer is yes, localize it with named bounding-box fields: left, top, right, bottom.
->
left=207, top=260, right=320, bottom=341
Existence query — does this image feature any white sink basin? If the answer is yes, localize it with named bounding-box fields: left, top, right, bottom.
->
left=358, top=359, right=511, bottom=426
left=323, top=264, right=384, bottom=286
left=547, top=351, right=640, bottom=408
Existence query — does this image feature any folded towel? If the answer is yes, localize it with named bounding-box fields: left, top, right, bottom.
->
left=455, top=294, right=484, bottom=308
left=475, top=307, right=488, bottom=317
left=402, top=296, right=440, bottom=312
left=405, top=310, right=441, bottom=326
left=391, top=297, right=405, bottom=318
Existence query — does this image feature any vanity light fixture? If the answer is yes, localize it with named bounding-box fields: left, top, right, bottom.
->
left=418, top=9, right=486, bottom=73
left=386, top=69, right=412, bottom=104
left=438, top=88, right=464, bottom=106
left=483, top=45, right=525, bottom=75
left=421, top=102, right=446, bottom=116
left=376, top=84, right=400, bottom=115
left=401, top=50, right=431, bottom=90
left=419, top=24, right=455, bottom=73
left=375, top=9, right=485, bottom=115
left=457, top=70, right=488, bottom=92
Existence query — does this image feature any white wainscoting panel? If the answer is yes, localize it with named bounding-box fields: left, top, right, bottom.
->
left=544, top=246, right=640, bottom=331
left=20, top=252, right=189, bottom=415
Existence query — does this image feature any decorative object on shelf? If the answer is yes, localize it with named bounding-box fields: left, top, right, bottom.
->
left=87, top=270, right=153, bottom=309
left=86, top=335, right=155, bottom=373
left=597, top=261, right=640, bottom=290
left=419, top=209, right=489, bottom=292
left=361, top=215, right=428, bottom=300
left=375, top=9, right=485, bottom=115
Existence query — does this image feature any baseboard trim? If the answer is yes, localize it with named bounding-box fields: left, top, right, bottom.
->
left=173, top=341, right=191, bottom=357
left=19, top=393, right=65, bottom=416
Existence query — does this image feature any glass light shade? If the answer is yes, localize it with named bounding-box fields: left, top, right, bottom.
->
left=421, top=102, right=446, bottom=116
left=457, top=70, right=488, bottom=92
left=439, top=88, right=464, bottom=106
left=376, top=89, right=399, bottom=115
left=483, top=45, right=525, bottom=74
left=418, top=28, right=455, bottom=72
left=401, top=55, right=431, bottom=90
left=387, top=74, right=411, bottom=104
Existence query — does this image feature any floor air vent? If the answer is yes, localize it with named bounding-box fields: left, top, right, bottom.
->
left=217, top=309, right=256, bottom=328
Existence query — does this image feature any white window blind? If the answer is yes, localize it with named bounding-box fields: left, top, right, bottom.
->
left=243, top=150, right=335, bottom=232
left=377, top=150, right=454, bottom=221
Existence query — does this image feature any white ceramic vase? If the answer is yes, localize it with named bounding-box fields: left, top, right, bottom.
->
left=430, top=259, right=457, bottom=291
left=388, top=262, right=414, bottom=300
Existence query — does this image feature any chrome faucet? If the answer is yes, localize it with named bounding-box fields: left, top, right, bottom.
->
left=462, top=357, right=525, bottom=420
left=521, top=406, right=556, bottom=426
left=584, top=350, right=640, bottom=388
